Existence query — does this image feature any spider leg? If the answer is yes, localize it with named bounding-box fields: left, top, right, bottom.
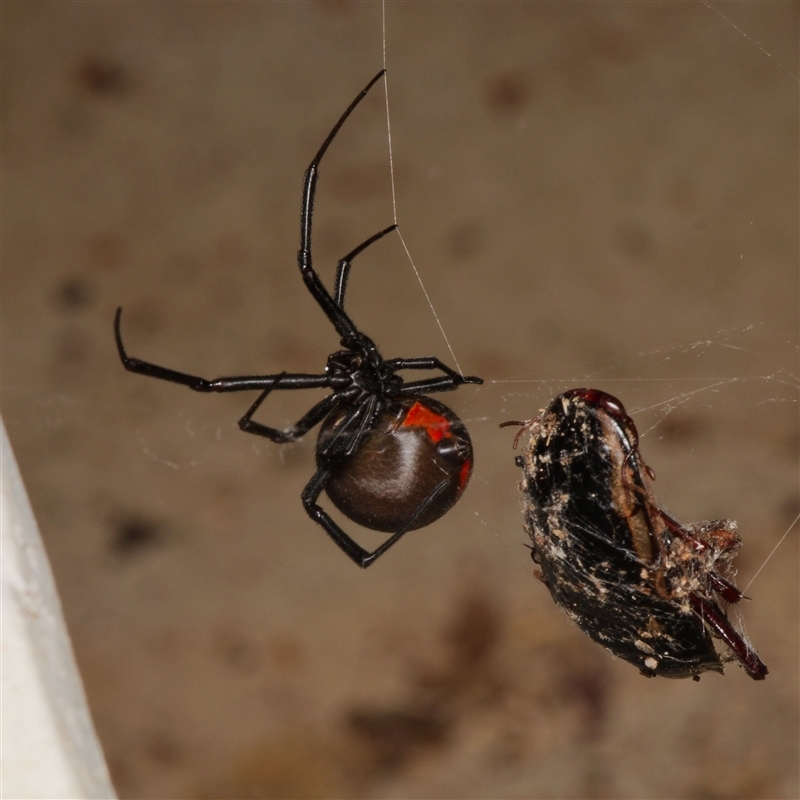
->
left=343, top=395, right=381, bottom=458
left=333, top=224, right=397, bottom=309
left=301, top=467, right=452, bottom=568
left=388, top=356, right=483, bottom=387
left=115, top=308, right=330, bottom=393
left=398, top=375, right=483, bottom=396
left=297, top=70, right=386, bottom=340
left=315, top=396, right=381, bottom=461
left=238, top=386, right=340, bottom=443
left=688, top=593, right=768, bottom=680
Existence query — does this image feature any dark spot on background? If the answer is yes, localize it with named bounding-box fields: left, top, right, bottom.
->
left=317, top=0, right=355, bottom=16
left=164, top=251, right=202, bottom=285
left=665, top=174, right=697, bottom=213
left=614, top=220, right=653, bottom=260
left=213, top=628, right=261, bottom=675
left=52, top=327, right=92, bottom=367
left=346, top=709, right=450, bottom=775
left=778, top=492, right=799, bottom=524
left=267, top=636, right=306, bottom=672
left=53, top=276, right=93, bottom=311
left=584, top=21, right=642, bottom=65
left=412, top=589, right=505, bottom=706
left=329, top=163, right=386, bottom=203
left=559, top=664, right=610, bottom=741
left=447, top=221, right=484, bottom=261
left=487, top=729, right=525, bottom=769
left=75, top=55, right=129, bottom=97
left=111, top=516, right=162, bottom=556
left=446, top=591, right=501, bottom=669
left=213, top=233, right=250, bottom=268
left=483, top=70, right=532, bottom=117
left=142, top=730, right=182, bottom=767
left=123, top=298, right=164, bottom=339
left=656, top=413, right=706, bottom=445
left=528, top=317, right=565, bottom=349
left=342, top=590, right=501, bottom=780
left=86, top=232, right=126, bottom=271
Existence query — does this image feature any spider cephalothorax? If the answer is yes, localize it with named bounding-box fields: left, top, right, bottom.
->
left=115, top=70, right=482, bottom=567
left=325, top=347, right=402, bottom=402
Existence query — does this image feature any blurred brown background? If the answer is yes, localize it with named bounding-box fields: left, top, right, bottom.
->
left=2, top=2, right=798, bottom=798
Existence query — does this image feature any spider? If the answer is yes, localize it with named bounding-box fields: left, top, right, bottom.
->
left=115, top=70, right=483, bottom=568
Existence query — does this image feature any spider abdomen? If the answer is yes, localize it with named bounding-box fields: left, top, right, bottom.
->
left=318, top=397, right=474, bottom=533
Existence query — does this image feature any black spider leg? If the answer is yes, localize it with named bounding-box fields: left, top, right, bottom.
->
left=316, top=394, right=383, bottom=462
left=299, top=70, right=482, bottom=390
left=238, top=375, right=382, bottom=464
left=114, top=309, right=332, bottom=394
left=301, top=466, right=454, bottom=568
left=238, top=387, right=418, bottom=569
left=339, top=395, right=382, bottom=459
left=390, top=357, right=482, bottom=389
left=115, top=70, right=391, bottom=393
left=334, top=225, right=397, bottom=309
left=238, top=376, right=341, bottom=443
left=297, top=69, right=387, bottom=344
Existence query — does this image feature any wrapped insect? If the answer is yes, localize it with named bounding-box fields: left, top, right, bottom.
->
left=502, top=388, right=767, bottom=680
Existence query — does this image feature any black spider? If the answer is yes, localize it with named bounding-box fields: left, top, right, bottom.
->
left=115, top=70, right=483, bottom=568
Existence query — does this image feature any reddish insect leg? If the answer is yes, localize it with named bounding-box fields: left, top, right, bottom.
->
left=689, top=594, right=767, bottom=680
left=707, top=572, right=743, bottom=603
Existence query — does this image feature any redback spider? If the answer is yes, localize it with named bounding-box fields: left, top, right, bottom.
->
left=115, top=70, right=483, bottom=568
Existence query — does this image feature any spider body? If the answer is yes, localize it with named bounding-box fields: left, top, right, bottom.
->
left=320, top=397, right=473, bottom=532
left=115, top=70, right=482, bottom=568
left=503, top=388, right=767, bottom=680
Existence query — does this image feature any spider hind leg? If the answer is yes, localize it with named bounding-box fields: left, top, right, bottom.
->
left=301, top=467, right=452, bottom=569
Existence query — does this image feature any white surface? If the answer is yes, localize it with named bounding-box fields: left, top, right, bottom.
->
left=1, top=420, right=116, bottom=800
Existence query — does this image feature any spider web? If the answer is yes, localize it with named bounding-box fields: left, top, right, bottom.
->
left=1, top=4, right=795, bottom=798
left=377, top=0, right=799, bottom=596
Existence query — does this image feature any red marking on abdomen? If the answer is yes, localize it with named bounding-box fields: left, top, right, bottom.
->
left=402, top=401, right=451, bottom=443
left=458, top=459, right=472, bottom=491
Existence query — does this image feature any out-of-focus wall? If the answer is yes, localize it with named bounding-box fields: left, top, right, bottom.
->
left=2, top=3, right=797, bottom=798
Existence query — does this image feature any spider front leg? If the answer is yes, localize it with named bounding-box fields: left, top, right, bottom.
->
left=297, top=70, right=386, bottom=341
left=389, top=356, right=483, bottom=390
left=115, top=308, right=331, bottom=394
left=301, top=467, right=452, bottom=568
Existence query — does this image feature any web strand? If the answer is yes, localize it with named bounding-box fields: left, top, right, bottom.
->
left=702, top=1, right=799, bottom=84
left=380, top=1, right=793, bottom=584
left=742, top=513, right=800, bottom=594
left=381, top=0, right=465, bottom=377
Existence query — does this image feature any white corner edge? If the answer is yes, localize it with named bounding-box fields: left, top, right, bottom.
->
left=1, top=419, right=117, bottom=800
